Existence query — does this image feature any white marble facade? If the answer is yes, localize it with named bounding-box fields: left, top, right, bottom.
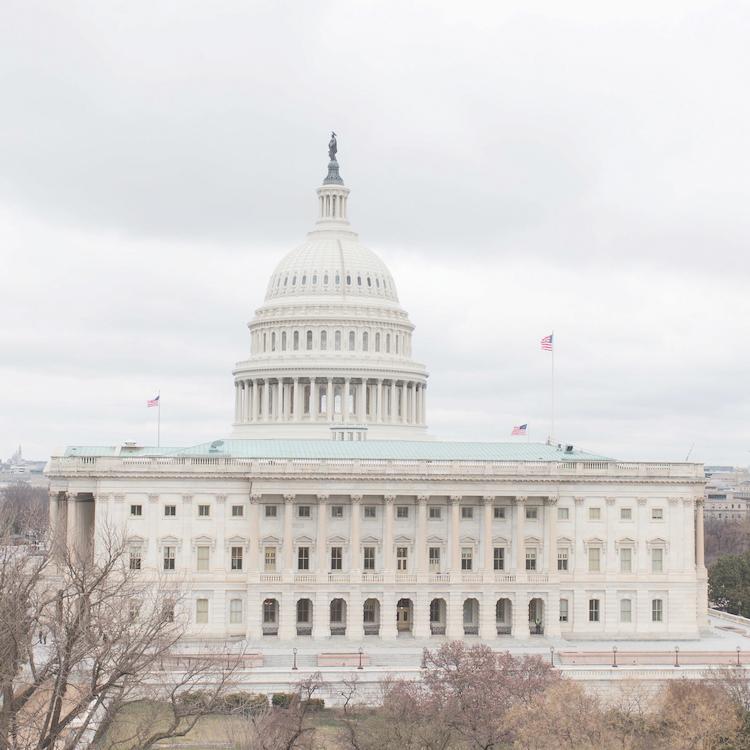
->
left=46, top=142, right=708, bottom=642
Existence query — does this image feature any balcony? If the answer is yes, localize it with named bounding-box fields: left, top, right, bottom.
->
left=294, top=573, right=316, bottom=584
left=260, top=572, right=281, bottom=583
left=395, top=573, right=417, bottom=583
left=494, top=573, right=516, bottom=583
left=461, top=572, right=482, bottom=583
left=328, top=572, right=350, bottom=583
left=429, top=572, right=450, bottom=584
left=361, top=572, right=384, bottom=583
left=527, top=573, right=549, bottom=584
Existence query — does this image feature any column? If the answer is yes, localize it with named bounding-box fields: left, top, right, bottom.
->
left=410, top=382, right=417, bottom=423
left=514, top=496, right=526, bottom=575
left=383, top=495, right=395, bottom=579
left=279, top=591, right=296, bottom=640
left=414, top=384, right=421, bottom=424
left=446, top=590, right=463, bottom=639
left=401, top=383, right=408, bottom=423
left=267, top=379, right=274, bottom=420
left=512, top=592, right=530, bottom=639
left=234, top=383, right=240, bottom=422
left=449, top=496, right=461, bottom=580
left=48, top=491, right=59, bottom=554
left=275, top=379, right=283, bottom=421
left=416, top=495, right=428, bottom=580
left=251, top=379, right=259, bottom=422
left=390, top=380, right=396, bottom=422
left=309, top=378, right=317, bottom=421
left=66, top=493, right=79, bottom=560
left=350, top=495, right=362, bottom=578
left=482, top=496, right=494, bottom=577
left=326, top=378, right=334, bottom=421
left=358, top=380, right=367, bottom=422
left=696, top=497, right=708, bottom=628
left=293, top=377, right=301, bottom=420
left=347, top=590, right=364, bottom=640
left=312, top=591, right=328, bottom=639
left=282, top=494, right=294, bottom=577
left=381, top=591, right=397, bottom=639
left=545, top=497, right=558, bottom=574
left=696, top=498, right=705, bottom=569
left=376, top=379, right=383, bottom=422
left=317, top=494, right=328, bottom=582
left=414, top=590, right=431, bottom=639
left=421, top=385, right=427, bottom=425
left=480, top=590, right=496, bottom=640
left=343, top=377, right=350, bottom=423
left=248, top=494, right=260, bottom=581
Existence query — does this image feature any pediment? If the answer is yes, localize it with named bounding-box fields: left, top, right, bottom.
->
left=226, top=535, right=248, bottom=546
left=427, top=534, right=445, bottom=544
left=361, top=534, right=381, bottom=545
left=492, top=535, right=509, bottom=545
left=294, top=534, right=315, bottom=545
left=583, top=536, right=606, bottom=550
left=394, top=534, right=413, bottom=544
left=524, top=535, right=542, bottom=545
left=646, top=536, right=669, bottom=550
left=460, top=535, right=478, bottom=544
left=127, top=534, right=146, bottom=545
left=557, top=536, right=574, bottom=546
left=615, top=536, right=637, bottom=550
left=261, top=535, right=281, bottom=545
left=327, top=534, right=348, bottom=545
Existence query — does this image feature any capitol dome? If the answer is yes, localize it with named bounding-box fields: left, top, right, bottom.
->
left=232, top=136, right=428, bottom=440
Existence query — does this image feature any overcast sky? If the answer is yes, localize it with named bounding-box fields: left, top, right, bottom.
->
left=1, top=1, right=748, bottom=466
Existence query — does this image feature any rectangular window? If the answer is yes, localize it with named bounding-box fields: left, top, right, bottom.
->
left=129, top=546, right=142, bottom=570
left=588, top=547, right=601, bottom=572
left=265, top=505, right=277, bottom=518
left=396, top=547, right=408, bottom=571
left=331, top=599, right=344, bottom=623
left=297, top=546, right=309, bottom=570
left=651, top=507, right=664, bottom=520
left=558, top=507, right=570, bottom=521
left=163, top=546, right=175, bottom=571
left=493, top=547, right=505, bottom=571
left=461, top=506, right=474, bottom=520
left=559, top=598, right=569, bottom=622
left=229, top=598, right=243, bottom=624
left=525, top=507, right=538, bottom=520
left=298, top=505, right=311, bottom=518
left=429, top=547, right=441, bottom=571
left=231, top=505, right=244, bottom=517
left=264, top=547, right=276, bottom=572
left=652, top=548, right=664, bottom=573
left=620, top=548, right=632, bottom=573
left=330, top=547, right=342, bottom=571
left=364, top=506, right=377, bottom=519
left=198, top=504, right=210, bottom=517
left=195, top=598, right=208, bottom=624
left=197, top=546, right=210, bottom=571
left=525, top=549, right=537, bottom=571
left=620, top=507, right=632, bottom=521
left=557, top=550, right=569, bottom=571
left=363, top=600, right=376, bottom=623
left=297, top=598, right=311, bottom=622
left=130, top=504, right=142, bottom=517
left=494, top=506, right=506, bottom=520
left=589, top=507, right=601, bottom=520
left=429, top=506, right=442, bottom=520
left=652, top=598, right=663, bottom=622
left=164, top=505, right=176, bottom=517
left=461, top=547, right=473, bottom=571
left=331, top=505, right=343, bottom=519
left=231, top=546, right=243, bottom=571
left=397, top=505, right=409, bottom=519
left=363, top=546, right=375, bottom=570
left=263, top=599, right=276, bottom=623
left=620, top=598, right=632, bottom=623
left=589, top=598, right=600, bottom=622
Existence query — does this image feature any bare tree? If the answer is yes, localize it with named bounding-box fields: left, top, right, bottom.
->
left=0, top=512, right=239, bottom=750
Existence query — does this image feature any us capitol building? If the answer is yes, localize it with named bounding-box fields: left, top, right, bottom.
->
left=46, top=137, right=708, bottom=642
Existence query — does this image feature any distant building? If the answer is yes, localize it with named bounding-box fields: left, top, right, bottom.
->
left=704, top=467, right=750, bottom=522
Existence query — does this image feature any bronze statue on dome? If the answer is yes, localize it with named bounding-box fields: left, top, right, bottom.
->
left=328, top=132, right=337, bottom=161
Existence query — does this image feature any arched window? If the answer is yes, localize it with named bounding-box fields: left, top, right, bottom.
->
left=293, top=331, right=299, bottom=351
left=375, top=332, right=380, bottom=352
left=376, top=278, right=380, bottom=288
left=263, top=333, right=267, bottom=352
left=312, top=274, right=317, bottom=284
left=320, top=330, right=327, bottom=350
left=346, top=274, right=351, bottom=285
left=271, top=332, right=276, bottom=351
left=395, top=336, right=399, bottom=354
left=348, top=331, right=355, bottom=350
left=367, top=276, right=372, bottom=287
left=386, top=334, right=391, bottom=353
left=281, top=331, right=287, bottom=351
left=335, top=273, right=340, bottom=285
left=284, top=276, right=288, bottom=286
left=324, top=273, right=329, bottom=284
left=335, top=330, right=342, bottom=351
left=357, top=275, right=362, bottom=286
left=292, top=275, right=297, bottom=286
left=306, top=330, right=313, bottom=350
left=301, top=274, right=307, bottom=285
left=362, top=332, right=369, bottom=351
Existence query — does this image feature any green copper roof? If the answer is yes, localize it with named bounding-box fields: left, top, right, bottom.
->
left=64, top=440, right=611, bottom=462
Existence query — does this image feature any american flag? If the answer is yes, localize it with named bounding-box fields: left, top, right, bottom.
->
left=540, top=333, right=553, bottom=351
left=147, top=395, right=160, bottom=408
left=511, top=424, right=528, bottom=436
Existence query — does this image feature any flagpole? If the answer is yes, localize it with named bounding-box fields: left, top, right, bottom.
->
left=157, top=390, right=161, bottom=448
left=551, top=331, right=555, bottom=445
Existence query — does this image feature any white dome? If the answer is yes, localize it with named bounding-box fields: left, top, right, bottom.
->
left=265, top=234, right=399, bottom=304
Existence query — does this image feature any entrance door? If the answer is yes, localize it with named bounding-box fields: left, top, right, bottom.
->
left=397, top=598, right=412, bottom=632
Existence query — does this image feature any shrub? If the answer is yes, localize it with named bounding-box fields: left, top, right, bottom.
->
left=302, top=698, right=325, bottom=712
left=222, top=692, right=269, bottom=716
left=272, top=692, right=295, bottom=708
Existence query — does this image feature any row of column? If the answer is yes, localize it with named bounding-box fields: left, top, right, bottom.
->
left=234, top=376, right=426, bottom=426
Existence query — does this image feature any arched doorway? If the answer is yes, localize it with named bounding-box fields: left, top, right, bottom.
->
left=529, top=598, right=545, bottom=635
left=330, top=598, right=347, bottom=636
left=262, top=598, right=279, bottom=636
left=363, top=598, right=381, bottom=635
left=463, top=598, right=479, bottom=635
left=396, top=598, right=413, bottom=634
left=296, top=598, right=312, bottom=636
left=429, top=598, right=447, bottom=635
left=496, top=598, right=512, bottom=635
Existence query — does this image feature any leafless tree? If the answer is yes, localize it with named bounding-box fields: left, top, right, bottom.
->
left=0, top=511, right=240, bottom=750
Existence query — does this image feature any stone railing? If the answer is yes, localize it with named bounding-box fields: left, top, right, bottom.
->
left=46, top=455, right=704, bottom=481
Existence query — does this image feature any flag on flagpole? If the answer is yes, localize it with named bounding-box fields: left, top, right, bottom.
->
left=147, top=395, right=160, bottom=408
left=511, top=424, right=528, bottom=436
left=540, top=333, right=553, bottom=351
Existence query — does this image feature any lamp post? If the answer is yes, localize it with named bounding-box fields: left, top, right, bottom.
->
left=292, top=647, right=298, bottom=671
left=674, top=646, right=680, bottom=668
left=612, top=645, right=618, bottom=668
left=358, top=646, right=364, bottom=670
left=549, top=646, right=555, bottom=667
